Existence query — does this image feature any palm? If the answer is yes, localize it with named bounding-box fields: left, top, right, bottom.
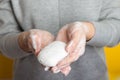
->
left=54, top=22, right=86, bottom=76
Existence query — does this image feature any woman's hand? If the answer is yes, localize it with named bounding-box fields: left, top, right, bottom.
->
left=51, top=22, right=95, bottom=76
left=18, top=29, right=54, bottom=55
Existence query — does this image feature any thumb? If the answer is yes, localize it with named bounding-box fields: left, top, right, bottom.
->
left=66, top=29, right=81, bottom=54
left=29, top=32, right=41, bottom=56
left=56, top=25, right=68, bottom=43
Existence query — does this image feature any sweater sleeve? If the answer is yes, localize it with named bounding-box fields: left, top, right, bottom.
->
left=87, top=0, right=120, bottom=47
left=0, top=0, right=31, bottom=59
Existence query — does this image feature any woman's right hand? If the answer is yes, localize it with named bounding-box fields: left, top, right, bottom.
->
left=18, top=29, right=54, bottom=55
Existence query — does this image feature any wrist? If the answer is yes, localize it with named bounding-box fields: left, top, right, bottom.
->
left=82, top=22, right=95, bottom=41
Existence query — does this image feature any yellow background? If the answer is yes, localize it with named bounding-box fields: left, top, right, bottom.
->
left=0, top=44, right=120, bottom=80
left=0, top=54, right=13, bottom=80
left=105, top=44, right=120, bottom=80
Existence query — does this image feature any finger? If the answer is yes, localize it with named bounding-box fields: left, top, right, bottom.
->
left=57, top=49, right=82, bottom=68
left=51, top=66, right=61, bottom=73
left=70, top=35, right=86, bottom=61
left=66, top=22, right=84, bottom=53
left=73, top=35, right=86, bottom=55
left=19, top=32, right=33, bottom=53
left=57, top=54, right=75, bottom=67
left=41, top=31, right=55, bottom=48
left=30, top=32, right=41, bottom=56
left=27, top=36, right=34, bottom=52
left=35, top=34, right=42, bottom=55
left=57, top=39, right=86, bottom=67
left=51, top=63, right=70, bottom=73
left=60, top=66, right=71, bottom=76
left=66, top=29, right=81, bottom=54
left=72, top=44, right=85, bottom=61
left=56, top=25, right=69, bottom=43
left=51, top=66, right=59, bottom=73
left=74, top=46, right=85, bottom=61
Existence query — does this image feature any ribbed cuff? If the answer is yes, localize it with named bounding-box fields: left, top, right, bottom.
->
left=86, top=21, right=112, bottom=47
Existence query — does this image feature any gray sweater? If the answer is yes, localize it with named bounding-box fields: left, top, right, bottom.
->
left=0, top=0, right=120, bottom=80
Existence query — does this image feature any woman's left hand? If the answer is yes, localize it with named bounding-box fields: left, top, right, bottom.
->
left=51, top=22, right=95, bottom=76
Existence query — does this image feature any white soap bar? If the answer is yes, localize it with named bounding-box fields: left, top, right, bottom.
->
left=37, top=41, right=68, bottom=67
